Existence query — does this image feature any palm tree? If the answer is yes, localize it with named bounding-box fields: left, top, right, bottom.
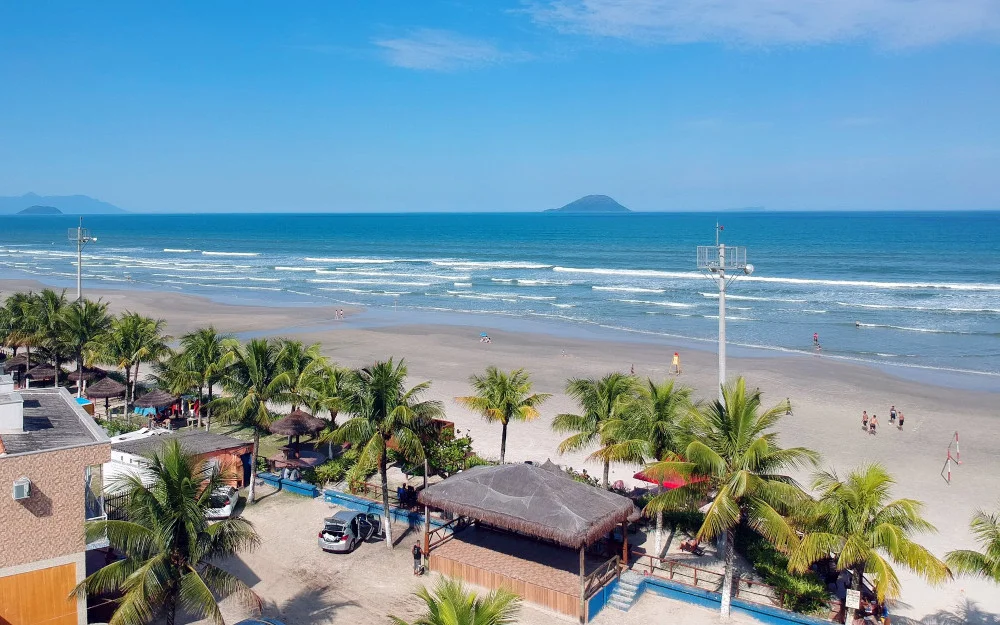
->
left=551, top=372, right=643, bottom=489
left=946, top=507, right=1000, bottom=584
left=101, top=312, right=170, bottom=412
left=179, top=327, right=232, bottom=430
left=58, top=298, right=113, bottom=396
left=389, top=577, right=521, bottom=625
left=325, top=358, right=443, bottom=549
left=789, top=464, right=950, bottom=603
left=1, top=292, right=38, bottom=365
left=455, top=367, right=550, bottom=464
left=75, top=439, right=261, bottom=625
left=31, top=288, right=70, bottom=386
left=211, top=338, right=291, bottom=504
left=645, top=377, right=817, bottom=618
left=605, top=379, right=694, bottom=556
left=306, top=362, right=349, bottom=457
left=277, top=339, right=325, bottom=411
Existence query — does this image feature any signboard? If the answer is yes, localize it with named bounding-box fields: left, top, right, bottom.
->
left=846, top=589, right=861, bottom=610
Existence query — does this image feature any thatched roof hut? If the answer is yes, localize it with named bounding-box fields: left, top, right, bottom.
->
left=25, top=364, right=60, bottom=380
left=67, top=366, right=107, bottom=382
left=418, top=463, right=638, bottom=549
left=134, top=389, right=179, bottom=408
left=85, top=377, right=126, bottom=399
left=269, top=409, right=326, bottom=437
left=3, top=354, right=31, bottom=369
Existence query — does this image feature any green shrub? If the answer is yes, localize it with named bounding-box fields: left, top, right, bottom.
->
left=564, top=467, right=599, bottom=487
left=735, top=527, right=829, bottom=614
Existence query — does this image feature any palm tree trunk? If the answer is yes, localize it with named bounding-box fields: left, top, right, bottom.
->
left=500, top=421, right=508, bottom=464
left=851, top=564, right=866, bottom=591
left=197, top=383, right=204, bottom=428
left=720, top=527, right=736, bottom=618
left=655, top=509, right=664, bottom=557
left=123, top=367, right=132, bottom=417
left=54, top=353, right=61, bottom=388
left=206, top=384, right=214, bottom=432
left=167, top=596, right=176, bottom=625
left=603, top=459, right=610, bottom=489
left=380, top=453, right=394, bottom=550
left=75, top=349, right=83, bottom=397
left=248, top=431, right=260, bottom=503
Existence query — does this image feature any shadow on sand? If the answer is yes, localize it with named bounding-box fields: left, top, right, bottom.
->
left=893, top=599, right=1000, bottom=625
left=261, top=583, right=359, bottom=624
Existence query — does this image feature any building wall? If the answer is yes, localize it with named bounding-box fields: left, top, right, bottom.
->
left=0, top=443, right=111, bottom=569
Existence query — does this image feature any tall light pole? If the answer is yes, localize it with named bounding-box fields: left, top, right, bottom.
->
left=69, top=217, right=97, bottom=301
left=697, top=224, right=752, bottom=402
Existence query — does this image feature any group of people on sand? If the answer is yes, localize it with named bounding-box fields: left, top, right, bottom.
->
left=861, top=405, right=904, bottom=435
left=335, top=309, right=346, bottom=320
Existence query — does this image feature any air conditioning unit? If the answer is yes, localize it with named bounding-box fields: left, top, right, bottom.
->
left=13, top=476, right=30, bottom=500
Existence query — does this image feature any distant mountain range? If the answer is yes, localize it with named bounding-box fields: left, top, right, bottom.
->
left=545, top=195, right=630, bottom=213
left=0, top=193, right=126, bottom=215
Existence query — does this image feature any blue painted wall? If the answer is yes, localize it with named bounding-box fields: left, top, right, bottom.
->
left=323, top=488, right=449, bottom=529
left=636, top=576, right=830, bottom=625
left=258, top=472, right=319, bottom=497
left=587, top=576, right=620, bottom=621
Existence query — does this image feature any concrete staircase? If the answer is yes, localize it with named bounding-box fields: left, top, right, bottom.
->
left=607, top=570, right=645, bottom=612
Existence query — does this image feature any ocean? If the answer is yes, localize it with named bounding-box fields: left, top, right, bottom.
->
left=1, top=211, right=998, bottom=379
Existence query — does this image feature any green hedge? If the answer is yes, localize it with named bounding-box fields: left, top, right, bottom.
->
left=735, top=527, right=829, bottom=615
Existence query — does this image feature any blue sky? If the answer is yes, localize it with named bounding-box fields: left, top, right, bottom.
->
left=1, top=1, right=999, bottom=212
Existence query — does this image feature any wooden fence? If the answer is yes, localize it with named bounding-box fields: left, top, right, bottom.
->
left=631, top=551, right=782, bottom=607
left=429, top=552, right=582, bottom=619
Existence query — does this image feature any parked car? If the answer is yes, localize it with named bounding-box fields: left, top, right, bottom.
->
left=318, top=510, right=382, bottom=553
left=205, top=485, right=240, bottom=519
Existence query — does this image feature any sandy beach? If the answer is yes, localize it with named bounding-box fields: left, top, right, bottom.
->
left=3, top=278, right=997, bottom=622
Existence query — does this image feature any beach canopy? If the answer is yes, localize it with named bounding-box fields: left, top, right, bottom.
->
left=25, top=364, right=60, bottom=380
left=134, top=389, right=179, bottom=408
left=85, top=377, right=127, bottom=399
left=269, top=409, right=327, bottom=437
left=3, top=354, right=31, bottom=369
left=67, top=366, right=107, bottom=382
left=418, top=462, right=638, bottom=549
left=633, top=469, right=706, bottom=490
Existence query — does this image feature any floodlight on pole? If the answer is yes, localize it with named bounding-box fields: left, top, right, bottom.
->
left=697, top=223, right=751, bottom=402
left=68, top=217, right=96, bottom=301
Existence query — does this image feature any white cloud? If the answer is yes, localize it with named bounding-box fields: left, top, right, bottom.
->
left=374, top=29, right=519, bottom=71
left=526, top=0, right=1000, bottom=47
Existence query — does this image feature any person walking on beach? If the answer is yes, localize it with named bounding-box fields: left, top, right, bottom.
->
left=671, top=352, right=682, bottom=374
left=862, top=411, right=869, bottom=430
left=870, top=415, right=878, bottom=435
left=897, top=411, right=904, bottom=430
left=813, top=332, right=819, bottom=347
left=889, top=405, right=897, bottom=424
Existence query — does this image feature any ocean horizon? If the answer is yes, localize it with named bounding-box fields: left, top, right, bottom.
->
left=2, top=211, right=998, bottom=379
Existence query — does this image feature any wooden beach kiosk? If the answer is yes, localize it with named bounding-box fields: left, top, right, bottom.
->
left=418, top=461, right=638, bottom=622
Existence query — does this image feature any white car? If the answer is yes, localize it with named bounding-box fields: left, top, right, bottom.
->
left=205, top=486, right=240, bottom=520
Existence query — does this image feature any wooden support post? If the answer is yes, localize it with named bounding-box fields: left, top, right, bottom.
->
left=422, top=460, right=430, bottom=569
left=579, top=545, right=586, bottom=624
left=621, top=521, right=629, bottom=565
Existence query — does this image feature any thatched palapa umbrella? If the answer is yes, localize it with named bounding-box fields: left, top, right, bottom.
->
left=3, top=353, right=31, bottom=370
left=67, top=366, right=107, bottom=383
left=270, top=408, right=326, bottom=452
left=25, top=364, right=60, bottom=384
left=85, top=377, right=127, bottom=419
left=134, top=389, right=180, bottom=408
